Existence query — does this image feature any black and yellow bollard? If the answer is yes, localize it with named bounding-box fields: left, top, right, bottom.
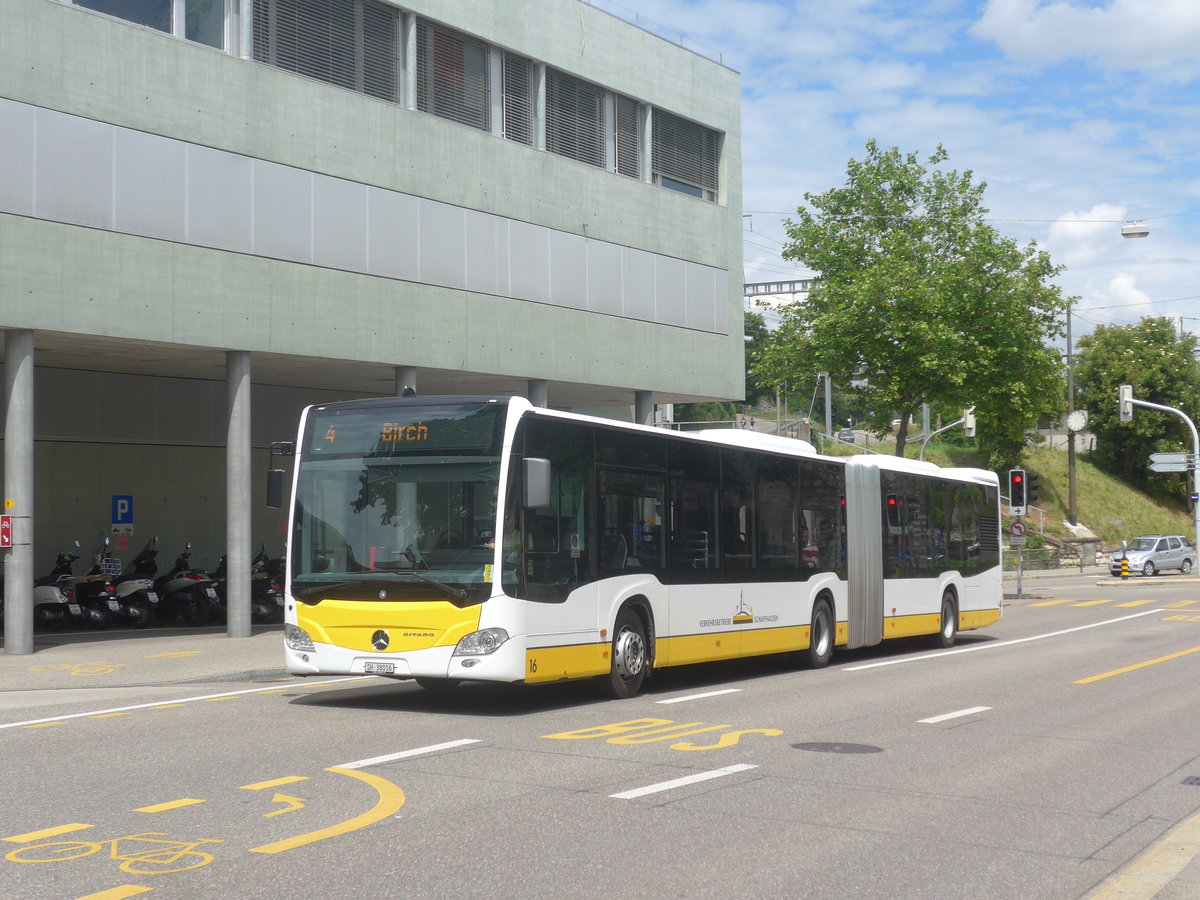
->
left=1121, top=556, right=1129, bottom=578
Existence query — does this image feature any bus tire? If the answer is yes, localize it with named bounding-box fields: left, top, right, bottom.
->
left=936, top=591, right=958, bottom=648
left=802, top=598, right=834, bottom=669
left=600, top=608, right=648, bottom=699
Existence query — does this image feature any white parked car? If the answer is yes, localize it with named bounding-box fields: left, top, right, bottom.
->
left=1109, top=535, right=1194, bottom=577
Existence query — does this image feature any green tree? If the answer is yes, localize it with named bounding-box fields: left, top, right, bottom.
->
left=675, top=310, right=770, bottom=425
left=755, top=141, right=1071, bottom=463
left=1074, top=317, right=1200, bottom=500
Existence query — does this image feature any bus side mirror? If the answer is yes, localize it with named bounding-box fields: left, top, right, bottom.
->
left=266, top=469, right=287, bottom=509
left=523, top=458, right=551, bottom=509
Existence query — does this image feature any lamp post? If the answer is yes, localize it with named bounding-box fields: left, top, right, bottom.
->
left=1066, top=305, right=1077, bottom=526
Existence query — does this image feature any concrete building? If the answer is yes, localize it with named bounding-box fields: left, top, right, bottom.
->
left=0, top=0, right=742, bottom=650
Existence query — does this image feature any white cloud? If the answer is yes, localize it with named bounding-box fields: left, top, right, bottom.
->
left=974, top=0, right=1200, bottom=79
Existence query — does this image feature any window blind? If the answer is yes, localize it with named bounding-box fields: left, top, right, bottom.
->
left=415, top=20, right=490, bottom=132
left=545, top=68, right=604, bottom=168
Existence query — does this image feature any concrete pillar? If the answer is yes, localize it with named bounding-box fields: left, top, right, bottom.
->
left=3, top=330, right=35, bottom=655
left=395, top=366, right=418, bottom=397
left=226, top=351, right=252, bottom=639
left=528, top=379, right=548, bottom=408
left=635, top=391, right=654, bottom=426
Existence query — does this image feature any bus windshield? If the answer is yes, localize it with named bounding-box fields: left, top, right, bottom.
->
left=291, top=399, right=508, bottom=603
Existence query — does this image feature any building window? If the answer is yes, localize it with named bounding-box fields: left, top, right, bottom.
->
left=614, top=94, right=640, bottom=178
left=653, top=109, right=720, bottom=201
left=253, top=0, right=400, bottom=102
left=502, top=54, right=534, bottom=146
left=74, top=0, right=224, bottom=49
left=545, top=69, right=605, bottom=169
left=415, top=20, right=490, bottom=131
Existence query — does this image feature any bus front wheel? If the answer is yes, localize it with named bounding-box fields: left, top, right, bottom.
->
left=601, top=609, right=648, bottom=699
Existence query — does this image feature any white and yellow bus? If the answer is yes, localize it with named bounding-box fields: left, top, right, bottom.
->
left=282, top=396, right=1001, bottom=697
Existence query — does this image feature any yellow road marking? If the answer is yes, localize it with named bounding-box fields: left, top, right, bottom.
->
left=1076, top=645, right=1200, bottom=684
left=1116, top=600, right=1155, bottom=607
left=145, top=651, right=202, bottom=658
left=150, top=705, right=185, bottom=710
left=22, top=722, right=64, bottom=729
left=90, top=713, right=129, bottom=719
left=134, top=798, right=205, bottom=813
left=264, top=794, right=306, bottom=817
left=202, top=696, right=237, bottom=702
left=241, top=776, right=310, bottom=791
left=259, top=688, right=290, bottom=694
left=1089, top=806, right=1200, bottom=898
left=4, top=823, right=94, bottom=843
left=1031, top=598, right=1075, bottom=607
left=1073, top=599, right=1115, bottom=607
left=249, top=766, right=405, bottom=855
left=74, top=887, right=153, bottom=900
left=1163, top=600, right=1199, bottom=608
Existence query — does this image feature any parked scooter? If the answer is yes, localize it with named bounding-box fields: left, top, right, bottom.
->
left=89, top=537, right=153, bottom=628
left=209, top=545, right=284, bottom=624
left=251, top=545, right=285, bottom=624
left=154, top=543, right=218, bottom=626
left=33, top=543, right=108, bottom=630
left=113, top=536, right=162, bottom=625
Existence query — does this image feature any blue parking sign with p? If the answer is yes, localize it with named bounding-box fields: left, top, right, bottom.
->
left=112, top=495, right=133, bottom=525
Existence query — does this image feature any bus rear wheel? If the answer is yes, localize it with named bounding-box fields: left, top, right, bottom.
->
left=600, top=609, right=647, bottom=699
left=936, top=592, right=958, bottom=648
left=801, top=598, right=834, bottom=668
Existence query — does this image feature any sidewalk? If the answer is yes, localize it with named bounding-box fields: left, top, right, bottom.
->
left=0, top=626, right=288, bottom=692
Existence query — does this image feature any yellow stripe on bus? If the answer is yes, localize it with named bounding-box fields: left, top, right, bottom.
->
left=524, top=643, right=608, bottom=683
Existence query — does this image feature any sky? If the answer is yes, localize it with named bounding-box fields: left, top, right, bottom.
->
left=613, top=0, right=1200, bottom=341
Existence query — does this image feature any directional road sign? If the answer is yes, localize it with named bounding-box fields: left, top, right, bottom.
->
left=1150, top=461, right=1190, bottom=473
left=1150, top=452, right=1189, bottom=464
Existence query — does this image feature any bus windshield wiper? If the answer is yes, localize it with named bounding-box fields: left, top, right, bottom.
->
left=294, top=576, right=466, bottom=603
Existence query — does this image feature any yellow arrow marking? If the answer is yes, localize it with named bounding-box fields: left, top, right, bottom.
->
left=264, top=794, right=306, bottom=818
left=249, top=767, right=405, bottom=854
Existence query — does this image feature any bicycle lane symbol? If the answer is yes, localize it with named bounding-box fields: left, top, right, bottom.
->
left=1, top=765, right=406, bottom=890
left=5, top=831, right=220, bottom=875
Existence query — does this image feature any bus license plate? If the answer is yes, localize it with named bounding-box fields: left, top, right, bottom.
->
left=364, top=662, right=395, bottom=675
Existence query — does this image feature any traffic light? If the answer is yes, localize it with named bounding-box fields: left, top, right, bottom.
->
left=1026, top=472, right=1040, bottom=507
left=1119, top=384, right=1133, bottom=423
left=885, top=494, right=905, bottom=528
left=1008, top=469, right=1026, bottom=515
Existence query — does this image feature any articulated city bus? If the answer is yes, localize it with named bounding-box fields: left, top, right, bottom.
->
left=282, top=396, right=1001, bottom=697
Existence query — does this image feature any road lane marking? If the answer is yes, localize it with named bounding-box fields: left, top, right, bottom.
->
left=134, top=799, right=205, bottom=813
left=1031, top=598, right=1075, bottom=607
left=1073, top=599, right=1114, bottom=607
left=240, top=776, right=310, bottom=790
left=1088, top=805, right=1200, bottom=898
left=918, top=706, right=992, bottom=724
left=90, top=713, right=130, bottom=719
left=248, top=767, right=406, bottom=855
left=336, top=739, right=481, bottom=769
left=0, top=677, right=366, bottom=731
left=74, top=886, right=153, bottom=900
left=1163, top=600, right=1199, bottom=608
left=845, top=609, right=1165, bottom=671
left=1075, top=645, right=1200, bottom=684
left=4, top=823, right=94, bottom=843
left=1116, top=600, right=1155, bottom=607
left=263, top=794, right=305, bottom=817
left=656, top=688, right=742, bottom=704
left=609, top=764, right=758, bottom=799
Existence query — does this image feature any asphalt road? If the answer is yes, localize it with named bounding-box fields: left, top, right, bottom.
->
left=3, top=572, right=1200, bottom=899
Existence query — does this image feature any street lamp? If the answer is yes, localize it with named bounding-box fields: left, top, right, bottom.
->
left=1121, top=221, right=1149, bottom=239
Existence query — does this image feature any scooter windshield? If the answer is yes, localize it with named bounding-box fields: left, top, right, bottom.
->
left=291, top=400, right=507, bottom=604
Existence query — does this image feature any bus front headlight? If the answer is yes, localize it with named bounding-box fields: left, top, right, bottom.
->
left=285, top=623, right=315, bottom=652
left=453, top=627, right=509, bottom=656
